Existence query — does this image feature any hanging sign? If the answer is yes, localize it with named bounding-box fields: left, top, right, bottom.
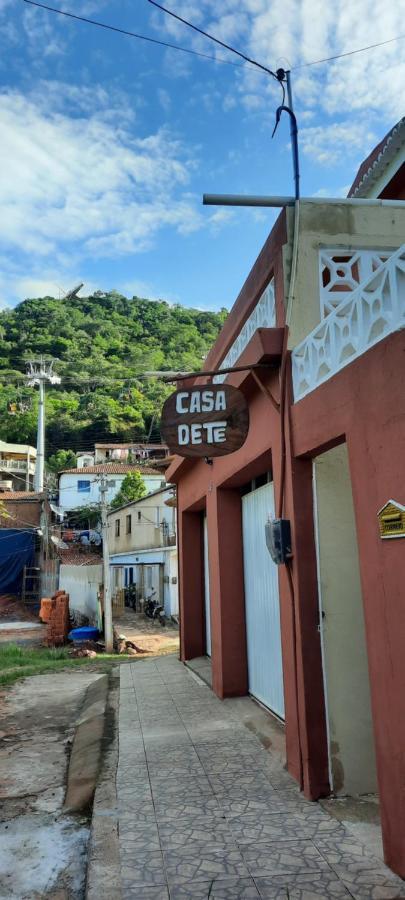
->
left=161, top=384, right=249, bottom=458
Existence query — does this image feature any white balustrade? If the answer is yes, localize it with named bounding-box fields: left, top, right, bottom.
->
left=293, top=246, right=405, bottom=401
left=320, top=248, right=395, bottom=316
left=214, top=279, right=275, bottom=383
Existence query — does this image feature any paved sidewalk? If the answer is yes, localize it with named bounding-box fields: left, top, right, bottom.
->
left=118, top=657, right=405, bottom=899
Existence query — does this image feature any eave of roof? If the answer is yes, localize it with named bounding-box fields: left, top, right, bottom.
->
left=59, top=464, right=161, bottom=475
left=348, top=117, right=405, bottom=197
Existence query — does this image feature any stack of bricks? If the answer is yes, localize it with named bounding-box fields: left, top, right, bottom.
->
left=45, top=590, right=70, bottom=646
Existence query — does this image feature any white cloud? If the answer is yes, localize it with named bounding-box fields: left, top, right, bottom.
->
left=151, top=0, right=405, bottom=160
left=300, top=121, right=376, bottom=165
left=0, top=86, right=194, bottom=257
left=0, top=83, right=233, bottom=304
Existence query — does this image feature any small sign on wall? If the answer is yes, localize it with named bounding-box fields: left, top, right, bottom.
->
left=161, top=384, right=249, bottom=459
left=377, top=500, right=405, bottom=539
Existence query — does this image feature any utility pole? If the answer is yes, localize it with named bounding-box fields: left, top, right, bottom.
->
left=26, top=358, right=61, bottom=492
left=100, top=474, right=113, bottom=653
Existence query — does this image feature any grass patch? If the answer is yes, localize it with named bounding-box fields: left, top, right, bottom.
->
left=0, top=643, right=120, bottom=687
left=0, top=641, right=179, bottom=688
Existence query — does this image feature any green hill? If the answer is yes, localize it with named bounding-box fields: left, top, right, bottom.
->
left=0, top=291, right=227, bottom=456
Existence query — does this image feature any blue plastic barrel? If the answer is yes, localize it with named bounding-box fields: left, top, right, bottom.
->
left=68, top=626, right=99, bottom=643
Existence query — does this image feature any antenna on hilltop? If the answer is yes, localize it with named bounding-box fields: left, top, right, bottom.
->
left=63, top=283, right=84, bottom=301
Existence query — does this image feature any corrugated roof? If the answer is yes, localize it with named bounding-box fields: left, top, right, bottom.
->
left=348, top=117, right=405, bottom=197
left=58, top=549, right=102, bottom=566
left=59, top=464, right=161, bottom=475
left=0, top=492, right=42, bottom=500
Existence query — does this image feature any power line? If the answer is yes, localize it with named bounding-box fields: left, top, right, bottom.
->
left=22, top=0, right=260, bottom=73
left=148, top=0, right=278, bottom=80
left=292, top=33, right=405, bottom=70
left=12, top=0, right=405, bottom=82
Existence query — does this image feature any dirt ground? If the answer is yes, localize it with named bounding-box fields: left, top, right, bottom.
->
left=0, top=670, right=102, bottom=899
left=113, top=608, right=180, bottom=655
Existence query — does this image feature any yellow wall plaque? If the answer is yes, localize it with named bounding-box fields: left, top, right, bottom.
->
left=377, top=500, right=405, bottom=539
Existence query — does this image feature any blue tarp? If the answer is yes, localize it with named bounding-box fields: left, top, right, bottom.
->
left=0, top=529, right=35, bottom=595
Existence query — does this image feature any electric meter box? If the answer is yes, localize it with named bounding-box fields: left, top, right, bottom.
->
left=265, top=518, right=291, bottom=565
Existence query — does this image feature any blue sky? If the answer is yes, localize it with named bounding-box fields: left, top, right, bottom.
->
left=0, top=0, right=404, bottom=310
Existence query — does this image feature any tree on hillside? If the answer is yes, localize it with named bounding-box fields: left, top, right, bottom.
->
left=110, top=471, right=147, bottom=509
left=47, top=449, right=77, bottom=473
left=0, top=292, right=228, bottom=451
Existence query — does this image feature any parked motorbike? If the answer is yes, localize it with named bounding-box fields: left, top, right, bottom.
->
left=144, top=589, right=166, bottom=626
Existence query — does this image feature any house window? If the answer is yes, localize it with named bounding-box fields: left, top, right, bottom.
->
left=115, top=519, right=120, bottom=537
left=77, top=480, right=90, bottom=493
left=126, top=514, right=132, bottom=535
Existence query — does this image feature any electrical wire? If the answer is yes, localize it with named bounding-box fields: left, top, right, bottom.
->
left=22, top=0, right=405, bottom=76
left=21, top=0, right=261, bottom=73
left=147, top=0, right=278, bottom=80
left=292, top=32, right=405, bottom=70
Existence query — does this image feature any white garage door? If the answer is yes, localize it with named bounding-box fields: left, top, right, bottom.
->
left=242, top=482, right=285, bottom=718
left=203, top=516, right=211, bottom=657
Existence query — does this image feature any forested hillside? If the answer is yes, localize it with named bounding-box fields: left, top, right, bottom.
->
left=0, top=292, right=227, bottom=456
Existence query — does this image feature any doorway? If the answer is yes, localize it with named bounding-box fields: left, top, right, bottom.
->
left=313, top=443, right=377, bottom=795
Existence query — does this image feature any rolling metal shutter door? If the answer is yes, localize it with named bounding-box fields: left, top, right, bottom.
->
left=242, top=483, right=285, bottom=718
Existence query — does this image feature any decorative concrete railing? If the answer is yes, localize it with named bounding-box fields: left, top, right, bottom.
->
left=214, top=278, right=275, bottom=383
left=292, top=245, right=405, bottom=401
left=319, top=248, right=395, bottom=316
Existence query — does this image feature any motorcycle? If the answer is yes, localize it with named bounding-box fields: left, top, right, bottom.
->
left=144, top=589, right=166, bottom=626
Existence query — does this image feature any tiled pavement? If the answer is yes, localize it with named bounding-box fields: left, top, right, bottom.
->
left=118, top=657, right=405, bottom=899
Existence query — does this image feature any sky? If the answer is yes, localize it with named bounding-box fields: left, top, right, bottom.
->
left=0, top=0, right=404, bottom=311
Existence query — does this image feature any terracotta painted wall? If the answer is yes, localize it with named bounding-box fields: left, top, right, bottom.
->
left=292, top=329, right=405, bottom=878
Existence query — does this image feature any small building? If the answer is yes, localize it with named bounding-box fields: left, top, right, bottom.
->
left=0, top=492, right=58, bottom=602
left=58, top=548, right=103, bottom=627
left=76, top=453, right=95, bottom=468
left=107, top=487, right=178, bottom=617
left=58, top=464, right=164, bottom=515
left=0, top=440, right=36, bottom=491
left=94, top=442, right=169, bottom=465
left=167, top=120, right=405, bottom=878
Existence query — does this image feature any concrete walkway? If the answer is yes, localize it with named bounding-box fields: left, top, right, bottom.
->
left=118, top=657, right=405, bottom=899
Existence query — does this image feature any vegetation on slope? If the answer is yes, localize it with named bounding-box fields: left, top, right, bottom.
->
left=0, top=291, right=227, bottom=456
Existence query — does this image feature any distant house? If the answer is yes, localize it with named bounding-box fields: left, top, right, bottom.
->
left=58, top=463, right=165, bottom=516
left=76, top=453, right=95, bottom=468
left=94, top=442, right=169, bottom=465
left=0, top=440, right=36, bottom=491
left=107, top=486, right=178, bottom=618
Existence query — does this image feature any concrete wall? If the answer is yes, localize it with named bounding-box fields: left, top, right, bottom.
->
left=59, top=564, right=102, bottom=625
left=287, top=201, right=405, bottom=346
left=314, top=443, right=377, bottom=796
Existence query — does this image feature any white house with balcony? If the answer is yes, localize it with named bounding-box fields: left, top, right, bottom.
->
left=0, top=440, right=37, bottom=491
left=58, top=463, right=165, bottom=516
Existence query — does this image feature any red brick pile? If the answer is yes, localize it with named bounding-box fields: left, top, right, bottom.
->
left=41, top=590, right=70, bottom=646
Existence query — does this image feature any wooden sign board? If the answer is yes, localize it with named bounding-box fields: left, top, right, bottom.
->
left=161, top=384, right=249, bottom=458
